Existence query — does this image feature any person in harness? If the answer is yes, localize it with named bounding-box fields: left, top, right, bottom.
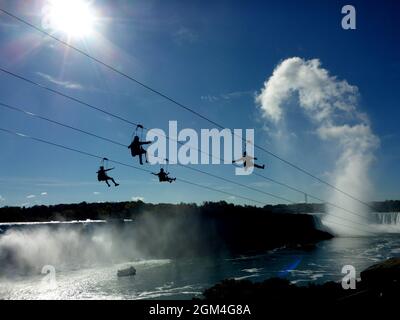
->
left=152, top=168, right=176, bottom=183
left=232, top=151, right=265, bottom=170
left=97, top=166, right=119, bottom=187
left=128, top=135, right=151, bottom=165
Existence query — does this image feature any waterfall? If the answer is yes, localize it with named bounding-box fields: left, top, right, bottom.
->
left=373, top=212, right=400, bottom=225
left=312, top=212, right=400, bottom=235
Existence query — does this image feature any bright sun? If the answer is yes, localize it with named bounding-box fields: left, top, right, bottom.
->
left=46, top=0, right=96, bottom=38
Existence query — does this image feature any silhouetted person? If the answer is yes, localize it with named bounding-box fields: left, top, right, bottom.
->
left=128, top=136, right=151, bottom=165
left=233, top=151, right=265, bottom=170
left=152, top=168, right=176, bottom=183
left=97, top=166, right=119, bottom=187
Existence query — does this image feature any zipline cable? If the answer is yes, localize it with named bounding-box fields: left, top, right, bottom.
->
left=0, top=127, right=377, bottom=235
left=0, top=68, right=383, bottom=224
left=0, top=67, right=310, bottom=203
left=0, top=101, right=292, bottom=204
left=0, top=67, right=377, bottom=213
left=0, top=67, right=220, bottom=163
left=0, top=103, right=382, bottom=234
left=0, top=67, right=140, bottom=127
left=0, top=8, right=375, bottom=212
left=0, top=101, right=126, bottom=147
left=0, top=127, right=265, bottom=206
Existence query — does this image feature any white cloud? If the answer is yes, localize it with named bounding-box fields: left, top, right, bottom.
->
left=26, top=195, right=36, bottom=199
left=201, top=95, right=219, bottom=103
left=36, top=72, right=84, bottom=90
left=41, top=192, right=48, bottom=196
left=0, top=195, right=5, bottom=202
left=201, top=90, right=253, bottom=103
left=173, top=27, right=198, bottom=45
left=93, top=192, right=100, bottom=195
left=131, top=196, right=144, bottom=202
left=36, top=181, right=98, bottom=187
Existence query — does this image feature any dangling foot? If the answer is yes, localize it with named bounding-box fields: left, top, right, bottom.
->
left=115, top=183, right=119, bottom=187
left=261, top=165, right=265, bottom=169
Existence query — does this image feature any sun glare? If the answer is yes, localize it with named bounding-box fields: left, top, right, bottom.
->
left=46, top=0, right=96, bottom=38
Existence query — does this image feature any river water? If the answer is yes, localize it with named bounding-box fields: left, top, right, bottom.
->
left=0, top=214, right=399, bottom=300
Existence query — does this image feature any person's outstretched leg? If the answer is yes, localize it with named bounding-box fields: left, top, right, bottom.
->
left=111, top=178, right=119, bottom=186
left=139, top=154, right=143, bottom=165
left=105, top=180, right=111, bottom=187
left=254, top=164, right=265, bottom=169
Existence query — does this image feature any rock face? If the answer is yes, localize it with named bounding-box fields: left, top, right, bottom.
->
left=360, top=257, right=400, bottom=285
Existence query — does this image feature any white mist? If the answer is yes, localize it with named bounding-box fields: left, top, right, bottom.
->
left=256, top=57, right=380, bottom=236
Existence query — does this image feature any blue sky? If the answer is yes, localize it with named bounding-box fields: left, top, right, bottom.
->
left=0, top=0, right=399, bottom=208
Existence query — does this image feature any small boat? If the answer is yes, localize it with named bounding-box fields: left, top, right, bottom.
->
left=117, top=266, right=136, bottom=277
